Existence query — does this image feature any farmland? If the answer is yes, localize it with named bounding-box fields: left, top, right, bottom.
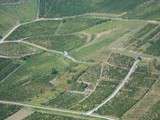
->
left=0, top=0, right=160, bottom=120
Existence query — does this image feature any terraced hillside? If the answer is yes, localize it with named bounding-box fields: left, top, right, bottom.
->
left=0, top=0, right=160, bottom=120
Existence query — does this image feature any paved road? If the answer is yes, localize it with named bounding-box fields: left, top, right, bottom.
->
left=0, top=100, right=117, bottom=120
left=87, top=58, right=140, bottom=114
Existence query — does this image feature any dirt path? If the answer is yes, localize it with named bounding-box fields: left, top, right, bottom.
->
left=5, top=108, right=34, bottom=120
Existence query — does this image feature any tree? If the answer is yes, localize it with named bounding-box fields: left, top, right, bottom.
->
left=51, top=68, right=58, bottom=75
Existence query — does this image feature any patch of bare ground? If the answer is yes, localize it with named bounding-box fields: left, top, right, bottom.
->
left=80, top=32, right=92, bottom=43
left=95, top=30, right=114, bottom=40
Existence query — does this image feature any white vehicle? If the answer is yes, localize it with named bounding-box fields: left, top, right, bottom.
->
left=64, top=51, right=69, bottom=57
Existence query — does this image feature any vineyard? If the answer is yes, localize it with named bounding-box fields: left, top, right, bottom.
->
left=0, top=0, right=160, bottom=120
